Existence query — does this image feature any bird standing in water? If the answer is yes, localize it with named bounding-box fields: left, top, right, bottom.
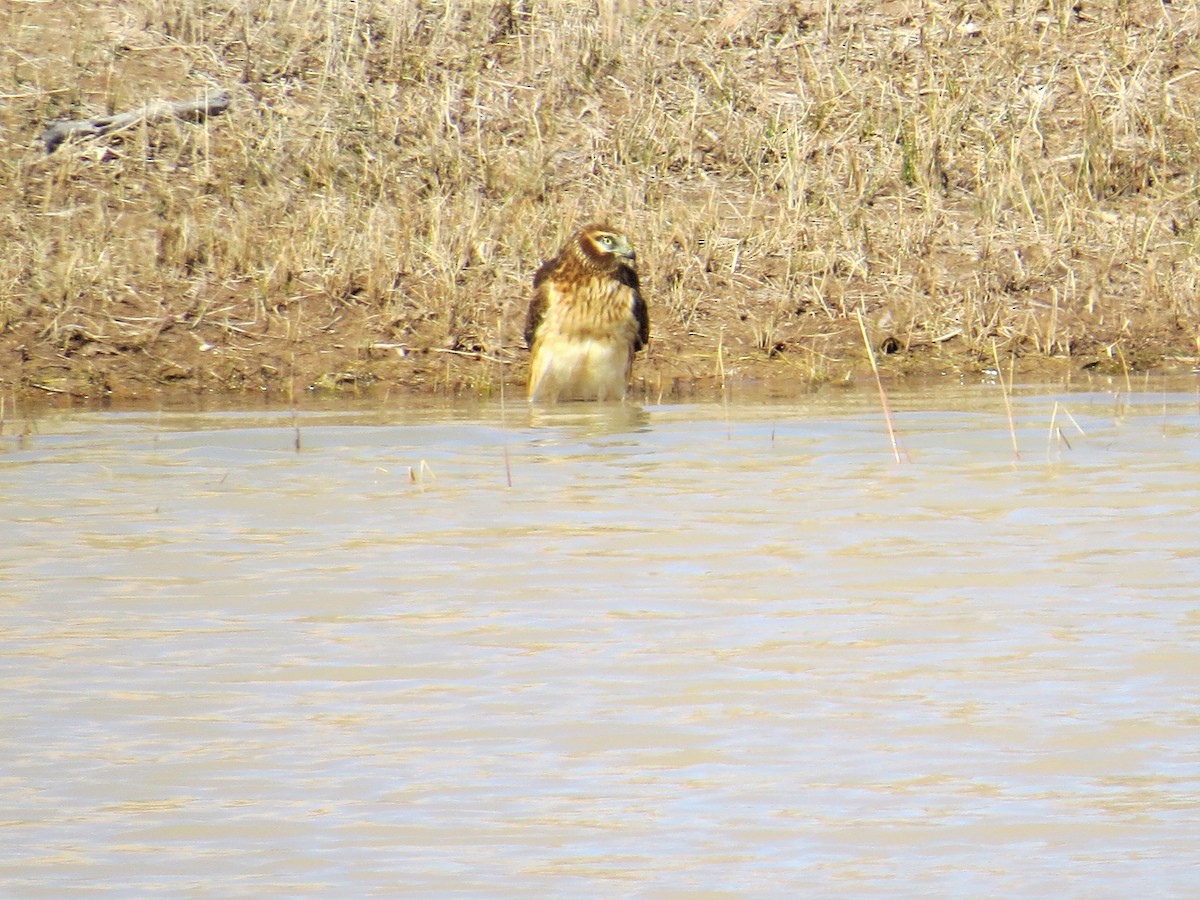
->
left=524, top=223, right=649, bottom=402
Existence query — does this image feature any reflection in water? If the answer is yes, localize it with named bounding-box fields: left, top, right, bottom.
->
left=525, top=399, right=652, bottom=434
left=1, top=384, right=1199, bottom=894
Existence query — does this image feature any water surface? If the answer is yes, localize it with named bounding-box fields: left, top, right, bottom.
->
left=2, top=383, right=1199, bottom=894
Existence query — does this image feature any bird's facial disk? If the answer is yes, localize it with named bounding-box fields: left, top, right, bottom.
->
left=594, top=231, right=636, bottom=263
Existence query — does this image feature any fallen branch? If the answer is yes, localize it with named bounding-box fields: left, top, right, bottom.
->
left=40, top=90, right=231, bottom=153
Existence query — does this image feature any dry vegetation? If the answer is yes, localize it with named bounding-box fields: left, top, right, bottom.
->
left=2, top=0, right=1200, bottom=402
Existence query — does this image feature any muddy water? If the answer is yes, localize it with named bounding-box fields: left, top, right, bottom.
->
left=2, top=383, right=1199, bottom=894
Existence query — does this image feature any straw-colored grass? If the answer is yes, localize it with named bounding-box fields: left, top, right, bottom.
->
left=2, top=0, right=1199, bottom=400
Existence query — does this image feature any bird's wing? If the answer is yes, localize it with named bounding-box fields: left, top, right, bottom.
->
left=525, top=256, right=560, bottom=348
left=524, top=287, right=548, bottom=349
left=614, top=263, right=649, bottom=351
left=632, top=286, right=649, bottom=351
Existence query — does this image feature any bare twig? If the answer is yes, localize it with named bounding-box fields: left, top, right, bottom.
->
left=429, top=347, right=508, bottom=364
left=40, top=90, right=231, bottom=153
left=992, top=340, right=1020, bottom=461
left=857, top=310, right=905, bottom=464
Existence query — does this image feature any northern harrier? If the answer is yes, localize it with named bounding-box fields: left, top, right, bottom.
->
left=524, top=223, right=649, bottom=402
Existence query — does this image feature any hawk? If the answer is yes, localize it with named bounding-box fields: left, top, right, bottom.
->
left=524, top=223, right=650, bottom=402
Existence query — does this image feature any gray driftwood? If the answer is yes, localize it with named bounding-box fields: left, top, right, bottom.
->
left=40, top=90, right=231, bottom=154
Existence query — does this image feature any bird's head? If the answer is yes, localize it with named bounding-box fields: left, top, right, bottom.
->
left=576, top=224, right=636, bottom=270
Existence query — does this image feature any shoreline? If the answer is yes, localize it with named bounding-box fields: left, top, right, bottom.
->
left=5, top=337, right=1197, bottom=411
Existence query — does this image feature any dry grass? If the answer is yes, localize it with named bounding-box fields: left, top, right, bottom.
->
left=2, top=0, right=1200, bottom=400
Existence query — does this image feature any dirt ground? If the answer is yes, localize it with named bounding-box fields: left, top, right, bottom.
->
left=0, top=305, right=1146, bottom=409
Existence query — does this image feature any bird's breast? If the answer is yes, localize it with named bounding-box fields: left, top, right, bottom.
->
left=541, top=276, right=640, bottom=343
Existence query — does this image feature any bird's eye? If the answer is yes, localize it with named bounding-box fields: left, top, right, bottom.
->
left=599, top=235, right=614, bottom=247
